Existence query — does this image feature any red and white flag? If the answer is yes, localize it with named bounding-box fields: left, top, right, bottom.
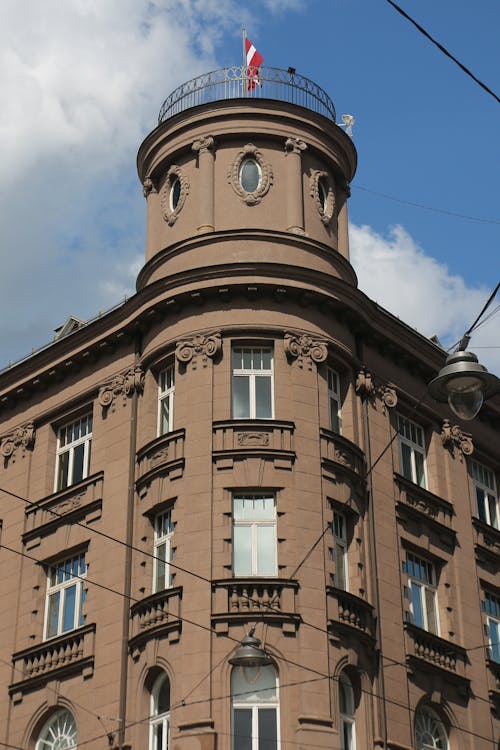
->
left=245, top=37, right=264, bottom=91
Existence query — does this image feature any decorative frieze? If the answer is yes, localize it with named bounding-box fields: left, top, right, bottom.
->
left=1, top=422, right=35, bottom=463
left=98, top=366, right=145, bottom=412
left=284, top=331, right=328, bottom=370
left=227, top=143, right=273, bottom=205
left=175, top=331, right=221, bottom=369
left=355, top=367, right=397, bottom=413
left=440, top=419, right=474, bottom=457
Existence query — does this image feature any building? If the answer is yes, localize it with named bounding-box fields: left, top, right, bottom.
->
left=0, top=65, right=499, bottom=750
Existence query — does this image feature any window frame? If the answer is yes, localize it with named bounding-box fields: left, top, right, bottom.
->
left=232, top=495, right=277, bottom=577
left=54, top=413, right=93, bottom=492
left=36, top=709, right=77, bottom=750
left=149, top=673, right=170, bottom=750
left=239, top=157, right=262, bottom=193
left=339, top=672, right=356, bottom=750
left=397, top=414, right=427, bottom=488
left=43, top=552, right=87, bottom=640
left=231, top=664, right=280, bottom=750
left=153, top=509, right=175, bottom=593
left=231, top=346, right=274, bottom=420
left=327, top=367, right=342, bottom=434
left=483, top=591, right=500, bottom=663
left=158, top=364, right=175, bottom=437
left=404, top=552, right=439, bottom=635
left=472, top=459, right=499, bottom=529
left=414, top=705, right=448, bottom=750
left=332, top=510, right=348, bottom=591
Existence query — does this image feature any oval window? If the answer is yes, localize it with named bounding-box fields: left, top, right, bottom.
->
left=240, top=159, right=261, bottom=193
left=170, top=177, right=181, bottom=210
left=318, top=177, right=328, bottom=213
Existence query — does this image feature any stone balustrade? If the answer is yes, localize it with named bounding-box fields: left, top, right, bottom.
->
left=327, top=586, right=375, bottom=639
left=129, top=587, right=182, bottom=657
left=404, top=623, right=467, bottom=679
left=212, top=420, right=295, bottom=470
left=212, top=578, right=299, bottom=634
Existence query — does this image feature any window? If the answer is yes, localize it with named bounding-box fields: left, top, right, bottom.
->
left=339, top=672, right=356, bottom=750
left=483, top=592, right=500, bottom=663
left=170, top=177, right=181, bottom=210
left=472, top=460, right=498, bottom=529
left=153, top=510, right=175, bottom=593
left=332, top=511, right=348, bottom=591
left=55, top=414, right=92, bottom=492
left=414, top=706, right=448, bottom=750
left=328, top=368, right=342, bottom=433
left=239, top=158, right=261, bottom=193
left=36, top=709, right=77, bottom=750
left=231, top=664, right=279, bottom=750
left=397, top=415, right=426, bottom=488
left=44, top=553, right=86, bottom=639
left=158, top=365, right=175, bottom=436
left=232, top=347, right=273, bottom=419
left=233, top=496, right=277, bottom=577
left=404, top=553, right=438, bottom=634
left=150, top=673, right=170, bottom=750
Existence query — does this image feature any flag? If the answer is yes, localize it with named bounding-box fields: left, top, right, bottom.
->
left=245, top=37, right=264, bottom=91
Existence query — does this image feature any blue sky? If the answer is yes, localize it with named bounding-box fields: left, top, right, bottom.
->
left=0, top=0, right=498, bottom=371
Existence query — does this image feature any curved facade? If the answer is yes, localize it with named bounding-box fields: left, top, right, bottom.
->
left=0, top=71, right=499, bottom=750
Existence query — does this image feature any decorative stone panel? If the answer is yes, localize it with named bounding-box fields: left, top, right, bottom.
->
left=309, top=169, right=335, bottom=225
left=160, top=165, right=189, bottom=225
left=1, top=422, right=35, bottom=464
left=284, top=331, right=328, bottom=370
left=175, top=331, right=221, bottom=369
left=355, top=367, right=397, bottom=413
left=394, top=473, right=455, bottom=548
left=440, top=419, right=474, bottom=457
left=212, top=419, right=295, bottom=470
left=129, top=587, right=182, bottom=659
left=211, top=578, right=299, bottom=634
left=98, top=365, right=145, bottom=412
left=227, top=143, right=273, bottom=205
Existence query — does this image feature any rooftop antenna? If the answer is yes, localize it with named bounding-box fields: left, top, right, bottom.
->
left=338, top=113, right=355, bottom=138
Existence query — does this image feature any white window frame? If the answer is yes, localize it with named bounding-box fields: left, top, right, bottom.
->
left=149, top=673, right=170, bottom=750
left=414, top=706, right=448, bottom=750
left=231, top=665, right=280, bottom=750
left=153, top=510, right=175, bottom=593
left=339, top=672, right=356, bottom=750
left=328, top=367, right=342, bottom=433
left=232, top=495, right=277, bottom=577
left=44, top=553, right=86, bottom=640
left=472, top=460, right=499, bottom=529
left=158, top=364, right=175, bottom=436
left=397, top=414, right=427, bottom=488
left=232, top=346, right=274, bottom=419
left=483, top=591, right=500, bottom=663
left=404, top=552, right=439, bottom=635
left=36, top=709, right=77, bottom=750
left=332, top=510, right=348, bottom=591
left=55, top=414, right=93, bottom=492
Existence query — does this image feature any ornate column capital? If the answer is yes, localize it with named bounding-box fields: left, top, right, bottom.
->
left=440, top=419, right=474, bottom=457
left=355, top=367, right=398, bottom=413
left=98, top=366, right=145, bottom=412
left=1, top=422, right=35, bottom=463
left=284, top=137, right=307, bottom=155
left=284, top=331, right=328, bottom=370
left=175, top=331, right=222, bottom=369
left=192, top=135, right=215, bottom=154
left=142, top=176, right=157, bottom=198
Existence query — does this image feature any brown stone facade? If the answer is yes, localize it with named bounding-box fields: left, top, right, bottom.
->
left=0, top=74, right=499, bottom=750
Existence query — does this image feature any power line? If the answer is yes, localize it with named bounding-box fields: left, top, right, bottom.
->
left=383, top=0, right=500, bottom=105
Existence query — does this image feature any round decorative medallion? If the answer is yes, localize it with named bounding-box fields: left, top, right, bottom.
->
left=227, top=144, right=273, bottom=205
left=160, top=165, right=189, bottom=225
left=310, top=169, right=335, bottom=225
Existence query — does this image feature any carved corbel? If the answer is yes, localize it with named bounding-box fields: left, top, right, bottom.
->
left=1, top=422, right=35, bottom=463
left=192, top=135, right=215, bottom=155
left=284, top=137, right=307, bottom=155
left=142, top=176, right=157, bottom=198
left=440, top=419, right=474, bottom=457
left=355, top=367, right=398, bottom=413
left=284, top=331, right=328, bottom=370
left=175, top=332, right=222, bottom=370
left=98, top=366, right=145, bottom=412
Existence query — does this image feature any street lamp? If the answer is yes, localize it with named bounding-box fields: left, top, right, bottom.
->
left=428, top=348, right=500, bottom=421
left=228, top=629, right=273, bottom=668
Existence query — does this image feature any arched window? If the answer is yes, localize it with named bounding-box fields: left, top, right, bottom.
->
left=150, top=673, right=170, bottom=750
left=36, top=709, right=77, bottom=750
left=231, top=664, right=279, bottom=749
left=239, top=158, right=261, bottom=193
left=415, top=706, right=448, bottom=749
left=339, top=672, right=355, bottom=750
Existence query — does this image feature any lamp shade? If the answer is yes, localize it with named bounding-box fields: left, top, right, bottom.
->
left=228, top=632, right=273, bottom=668
left=428, top=350, right=499, bottom=421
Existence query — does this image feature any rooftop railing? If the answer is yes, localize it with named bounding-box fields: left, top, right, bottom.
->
left=158, top=66, right=336, bottom=124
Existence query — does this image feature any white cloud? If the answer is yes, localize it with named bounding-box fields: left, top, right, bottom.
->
left=350, top=223, right=500, bottom=373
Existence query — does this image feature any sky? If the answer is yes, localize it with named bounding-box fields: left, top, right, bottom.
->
left=0, top=0, right=498, bottom=374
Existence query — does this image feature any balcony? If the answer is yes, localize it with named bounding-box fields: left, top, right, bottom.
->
left=404, top=623, right=468, bottom=688
left=486, top=657, right=500, bottom=706
left=158, top=66, right=336, bottom=124
left=213, top=420, right=295, bottom=470
left=136, top=429, right=185, bottom=496
left=23, top=472, right=103, bottom=549
left=9, top=624, right=95, bottom=701
left=327, top=586, right=375, bottom=642
left=212, top=578, right=300, bottom=634
left=320, top=429, right=366, bottom=484
left=394, top=474, right=456, bottom=549
left=472, top=517, right=500, bottom=569
left=129, top=587, right=182, bottom=659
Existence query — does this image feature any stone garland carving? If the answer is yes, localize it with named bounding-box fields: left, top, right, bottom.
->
left=227, top=143, right=273, bottom=206
left=98, top=366, right=145, bottom=412
left=142, top=176, right=157, bottom=198
left=309, top=169, right=335, bottom=225
left=237, top=433, right=270, bottom=447
left=175, top=332, right=222, bottom=369
left=160, top=165, right=190, bottom=225
left=1, top=422, right=35, bottom=462
left=405, top=492, right=439, bottom=519
left=355, top=367, right=398, bottom=413
left=284, top=332, right=328, bottom=371
left=284, top=137, right=307, bottom=156
left=192, top=135, right=215, bottom=155
left=440, top=419, right=474, bottom=457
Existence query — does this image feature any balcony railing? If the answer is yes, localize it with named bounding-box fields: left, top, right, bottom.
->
left=10, top=624, right=95, bottom=699
left=129, top=587, right=182, bottom=658
left=213, top=419, right=295, bottom=470
left=158, top=66, right=336, bottom=124
left=404, top=623, right=468, bottom=680
left=136, top=429, right=185, bottom=492
left=212, top=578, right=299, bottom=634
left=327, top=586, right=375, bottom=640
left=320, top=429, right=366, bottom=482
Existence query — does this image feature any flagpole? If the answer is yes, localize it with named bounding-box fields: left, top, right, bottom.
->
left=242, top=26, right=247, bottom=97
